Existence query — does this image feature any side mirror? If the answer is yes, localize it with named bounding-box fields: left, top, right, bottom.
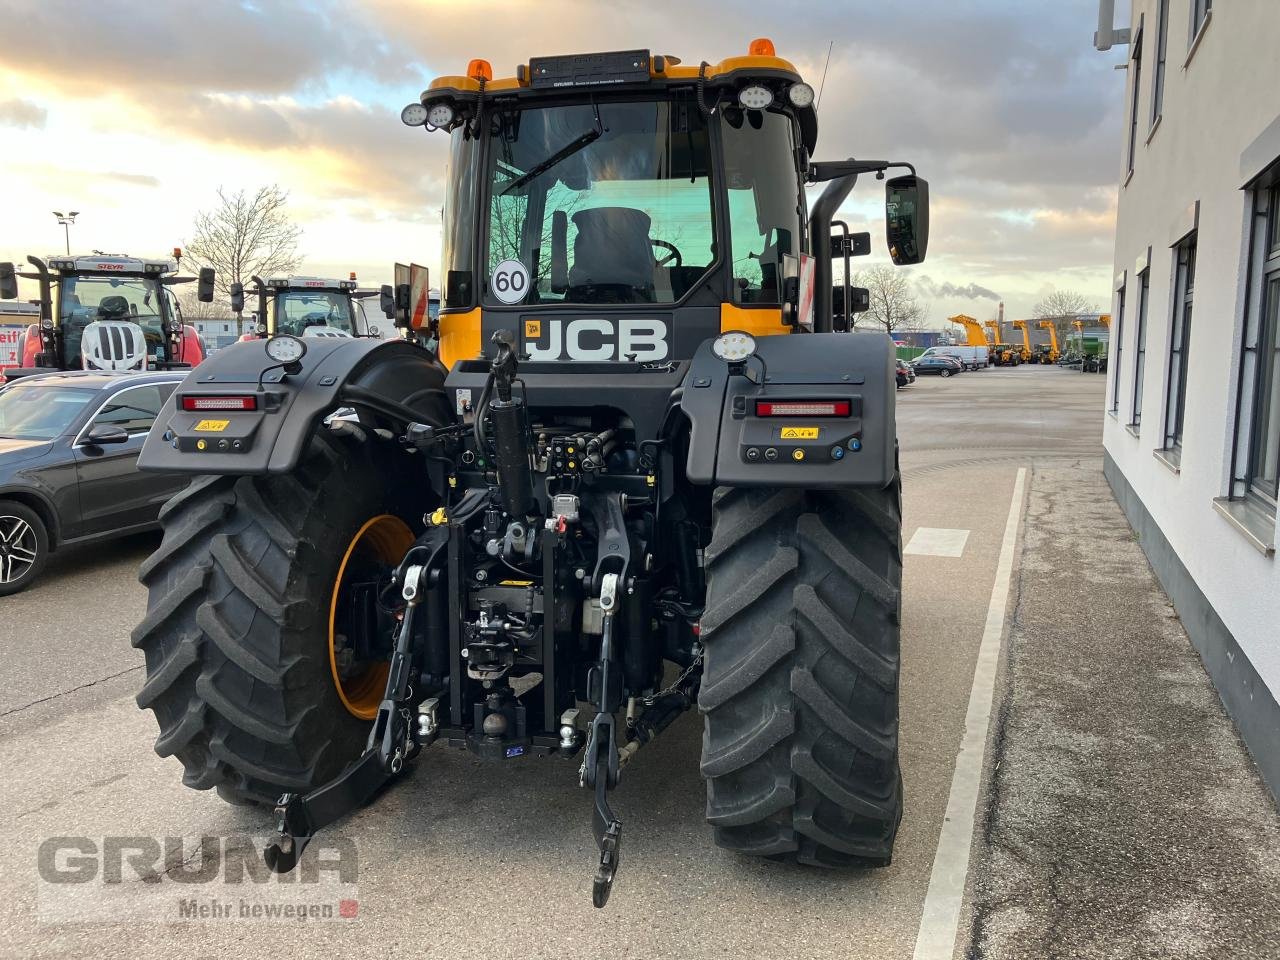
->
left=229, top=282, right=245, bottom=314
left=82, top=423, right=130, bottom=446
left=847, top=286, right=870, bottom=313
left=394, top=282, right=412, bottom=329
left=0, top=262, right=17, bottom=300
left=885, top=175, right=929, bottom=265
left=831, top=232, right=871, bottom=258
left=197, top=268, right=215, bottom=303
left=379, top=284, right=395, bottom=319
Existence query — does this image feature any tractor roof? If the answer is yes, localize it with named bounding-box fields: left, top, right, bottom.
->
left=420, top=41, right=819, bottom=152
left=45, top=254, right=177, bottom=276
left=267, top=275, right=358, bottom=292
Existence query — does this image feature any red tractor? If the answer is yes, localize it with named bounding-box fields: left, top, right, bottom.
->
left=0, top=251, right=214, bottom=381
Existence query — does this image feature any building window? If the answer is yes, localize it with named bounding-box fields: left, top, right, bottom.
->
left=1110, top=280, right=1126, bottom=413
left=1151, top=0, right=1168, bottom=127
left=1164, top=233, right=1197, bottom=454
left=1192, top=0, right=1212, bottom=38
left=1131, top=267, right=1150, bottom=429
left=1230, top=176, right=1280, bottom=510
left=1126, top=21, right=1143, bottom=177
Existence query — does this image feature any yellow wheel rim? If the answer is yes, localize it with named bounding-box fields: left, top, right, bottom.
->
left=328, top=514, right=415, bottom=720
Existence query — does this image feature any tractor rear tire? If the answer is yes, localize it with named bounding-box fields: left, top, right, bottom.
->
left=132, top=432, right=426, bottom=805
left=699, top=480, right=903, bottom=867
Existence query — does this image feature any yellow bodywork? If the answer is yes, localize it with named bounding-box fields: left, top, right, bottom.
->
left=948, top=314, right=989, bottom=347
left=427, top=53, right=803, bottom=97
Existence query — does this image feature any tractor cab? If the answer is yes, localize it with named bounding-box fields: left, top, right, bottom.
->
left=234, top=274, right=383, bottom=341
left=402, top=42, right=928, bottom=367
left=0, top=252, right=214, bottom=381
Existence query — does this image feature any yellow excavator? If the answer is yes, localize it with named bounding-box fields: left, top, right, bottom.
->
left=983, top=319, right=1020, bottom=366
left=1036, top=320, right=1060, bottom=363
left=1011, top=319, right=1033, bottom=363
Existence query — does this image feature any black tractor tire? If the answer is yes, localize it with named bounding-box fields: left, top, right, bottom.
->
left=132, top=431, right=430, bottom=805
left=0, top=499, right=49, bottom=596
left=699, top=479, right=903, bottom=868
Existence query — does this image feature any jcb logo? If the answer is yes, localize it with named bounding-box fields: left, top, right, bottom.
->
left=523, top=318, right=668, bottom=362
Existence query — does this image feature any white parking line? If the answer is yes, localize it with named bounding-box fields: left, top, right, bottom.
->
left=905, top=527, right=971, bottom=558
left=911, top=467, right=1027, bottom=960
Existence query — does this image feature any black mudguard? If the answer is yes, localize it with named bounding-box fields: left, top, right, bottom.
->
left=139, top=337, right=452, bottom=475
left=679, top=331, right=896, bottom=489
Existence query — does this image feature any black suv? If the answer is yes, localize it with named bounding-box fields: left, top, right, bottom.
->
left=0, top=371, right=188, bottom=594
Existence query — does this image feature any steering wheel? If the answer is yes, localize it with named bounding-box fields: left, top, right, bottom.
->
left=652, top=239, right=683, bottom=269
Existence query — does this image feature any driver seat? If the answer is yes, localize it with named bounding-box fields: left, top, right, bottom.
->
left=568, top=207, right=656, bottom=302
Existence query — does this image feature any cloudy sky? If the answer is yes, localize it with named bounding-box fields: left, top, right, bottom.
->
left=0, top=0, right=1126, bottom=324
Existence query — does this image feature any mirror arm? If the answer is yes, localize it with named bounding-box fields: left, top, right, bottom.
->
left=806, top=158, right=916, bottom=184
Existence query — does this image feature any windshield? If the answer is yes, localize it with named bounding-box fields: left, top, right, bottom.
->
left=275, top=291, right=356, bottom=336
left=59, top=275, right=165, bottom=367
left=485, top=99, right=714, bottom=306
left=0, top=384, right=94, bottom=440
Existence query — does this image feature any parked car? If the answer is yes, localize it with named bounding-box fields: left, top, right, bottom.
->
left=0, top=370, right=188, bottom=594
left=917, top=344, right=989, bottom=370
left=896, top=359, right=915, bottom=387
left=911, top=355, right=964, bottom=377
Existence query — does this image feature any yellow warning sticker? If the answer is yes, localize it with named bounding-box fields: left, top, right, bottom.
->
left=779, top=426, right=819, bottom=440
left=525, top=319, right=542, bottom=340
left=194, top=419, right=231, bottom=433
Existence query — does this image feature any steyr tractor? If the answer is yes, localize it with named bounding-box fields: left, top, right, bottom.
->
left=132, top=41, right=928, bottom=907
left=0, top=252, right=214, bottom=381
left=230, top=274, right=387, bottom=342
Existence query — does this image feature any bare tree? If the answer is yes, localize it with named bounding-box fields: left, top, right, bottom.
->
left=1033, top=289, right=1101, bottom=352
left=854, top=264, right=926, bottom=335
left=1033, top=289, right=1098, bottom=319
left=185, top=186, right=303, bottom=300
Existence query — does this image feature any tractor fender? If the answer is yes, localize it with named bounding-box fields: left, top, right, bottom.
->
left=139, top=337, right=452, bottom=475
left=679, top=331, right=896, bottom=489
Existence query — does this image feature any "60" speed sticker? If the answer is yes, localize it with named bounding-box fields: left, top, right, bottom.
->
left=490, top=259, right=531, bottom=304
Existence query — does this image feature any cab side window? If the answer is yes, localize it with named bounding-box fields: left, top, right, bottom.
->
left=91, top=384, right=174, bottom=435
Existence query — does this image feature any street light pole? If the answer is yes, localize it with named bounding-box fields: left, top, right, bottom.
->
left=52, top=211, right=79, bottom=255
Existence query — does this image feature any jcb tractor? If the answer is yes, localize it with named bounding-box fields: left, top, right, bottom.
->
left=230, top=274, right=387, bottom=341
left=0, top=252, right=213, bottom=381
left=133, top=41, right=928, bottom=907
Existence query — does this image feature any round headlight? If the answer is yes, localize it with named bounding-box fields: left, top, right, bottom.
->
left=401, top=103, right=429, bottom=127
left=787, top=82, right=815, bottom=108
left=426, top=102, right=456, bottom=128
left=41, top=318, right=54, bottom=330
left=737, top=85, right=774, bottom=110
left=712, top=330, right=757, bottom=363
left=265, top=334, right=307, bottom=364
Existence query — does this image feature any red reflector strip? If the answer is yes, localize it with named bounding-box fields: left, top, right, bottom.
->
left=182, top=395, right=258, bottom=411
left=755, top=400, right=850, bottom=417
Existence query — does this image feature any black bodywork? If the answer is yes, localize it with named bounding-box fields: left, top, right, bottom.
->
left=0, top=371, right=187, bottom=551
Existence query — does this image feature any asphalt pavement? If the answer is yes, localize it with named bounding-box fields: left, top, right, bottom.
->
left=0, top=364, right=1275, bottom=959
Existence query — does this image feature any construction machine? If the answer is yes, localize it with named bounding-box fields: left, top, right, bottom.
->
left=133, top=41, right=927, bottom=906
left=1036, top=319, right=1060, bottom=364
left=948, top=314, right=987, bottom=347
left=1011, top=319, right=1034, bottom=363
left=982, top=319, right=1019, bottom=365
left=0, top=252, right=213, bottom=380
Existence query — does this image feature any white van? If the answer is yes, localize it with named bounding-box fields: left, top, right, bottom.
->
left=918, top=344, right=989, bottom=370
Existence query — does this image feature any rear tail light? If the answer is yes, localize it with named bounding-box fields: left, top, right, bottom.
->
left=755, top=400, right=851, bottom=417
left=182, top=395, right=258, bottom=411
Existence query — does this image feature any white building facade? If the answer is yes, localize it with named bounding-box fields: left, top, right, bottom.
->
left=1100, top=0, right=1280, bottom=797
